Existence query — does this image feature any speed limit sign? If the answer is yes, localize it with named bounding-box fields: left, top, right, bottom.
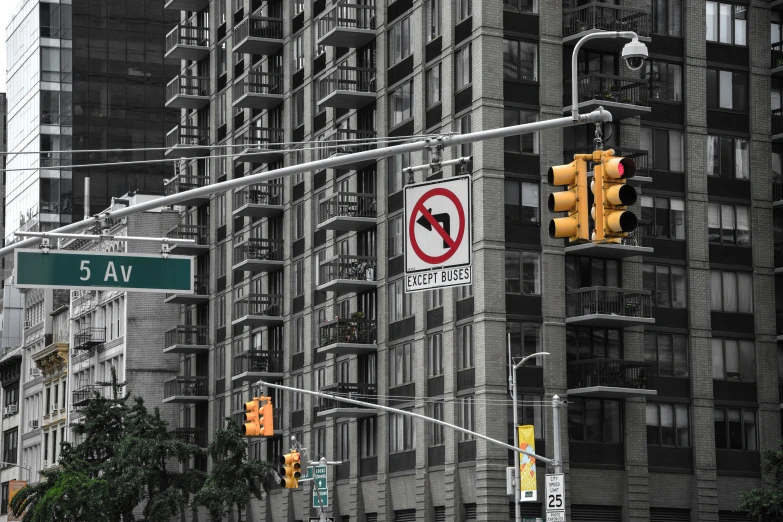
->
left=546, top=473, right=565, bottom=521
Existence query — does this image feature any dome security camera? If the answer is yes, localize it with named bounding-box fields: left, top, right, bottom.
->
left=621, top=37, right=648, bottom=71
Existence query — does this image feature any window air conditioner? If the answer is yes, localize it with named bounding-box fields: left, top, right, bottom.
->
left=28, top=419, right=39, bottom=430
left=51, top=404, right=59, bottom=413
left=30, top=368, right=42, bottom=378
left=43, top=459, right=48, bottom=468
left=23, top=321, right=31, bottom=329
left=3, top=404, right=17, bottom=416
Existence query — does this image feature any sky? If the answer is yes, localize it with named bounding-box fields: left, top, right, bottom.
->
left=0, top=0, right=20, bottom=92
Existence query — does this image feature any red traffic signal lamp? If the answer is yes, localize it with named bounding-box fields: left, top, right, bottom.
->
left=548, top=156, right=590, bottom=242
left=592, top=150, right=638, bottom=242
left=242, top=396, right=274, bottom=437
left=279, top=450, right=302, bottom=489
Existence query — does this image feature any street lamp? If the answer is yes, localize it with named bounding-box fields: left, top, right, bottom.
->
left=508, top=334, right=550, bottom=522
left=570, top=32, right=650, bottom=121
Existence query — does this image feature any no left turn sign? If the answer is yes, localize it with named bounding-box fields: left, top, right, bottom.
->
left=404, top=176, right=472, bottom=293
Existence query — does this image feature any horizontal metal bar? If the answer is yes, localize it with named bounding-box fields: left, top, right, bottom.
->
left=403, top=156, right=472, bottom=175
left=15, top=231, right=196, bottom=245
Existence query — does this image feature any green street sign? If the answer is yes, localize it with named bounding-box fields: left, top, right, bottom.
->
left=313, top=465, right=327, bottom=491
left=312, top=489, right=329, bottom=508
left=303, top=467, right=313, bottom=479
left=15, top=249, right=194, bottom=293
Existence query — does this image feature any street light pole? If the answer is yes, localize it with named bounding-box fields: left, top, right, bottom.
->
left=509, top=334, right=550, bottom=522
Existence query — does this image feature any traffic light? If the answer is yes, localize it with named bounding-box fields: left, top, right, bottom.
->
left=259, top=396, right=274, bottom=436
left=547, top=156, right=589, bottom=242
left=279, top=450, right=302, bottom=489
left=592, top=150, right=638, bottom=242
left=242, top=396, right=274, bottom=437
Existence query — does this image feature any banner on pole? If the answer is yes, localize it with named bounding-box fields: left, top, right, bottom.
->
left=7, top=480, right=27, bottom=521
left=518, top=425, right=537, bottom=502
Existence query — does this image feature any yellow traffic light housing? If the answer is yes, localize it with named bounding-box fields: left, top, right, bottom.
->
left=242, top=398, right=261, bottom=436
left=258, top=396, right=274, bottom=436
left=547, top=157, right=589, bottom=242
left=593, top=150, right=638, bottom=242
left=279, top=450, right=302, bottom=489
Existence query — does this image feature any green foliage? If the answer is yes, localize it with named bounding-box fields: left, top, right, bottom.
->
left=10, top=368, right=204, bottom=522
left=193, top=420, right=273, bottom=522
left=739, top=442, right=783, bottom=521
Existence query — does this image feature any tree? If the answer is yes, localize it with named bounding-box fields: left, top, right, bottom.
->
left=739, top=443, right=783, bottom=521
left=193, top=420, right=274, bottom=522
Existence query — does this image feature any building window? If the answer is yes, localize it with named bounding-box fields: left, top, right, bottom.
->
left=292, top=202, right=305, bottom=240
left=388, top=214, right=404, bottom=257
left=427, top=289, right=443, bottom=310
left=712, top=338, right=755, bottom=381
left=508, top=322, right=542, bottom=365
left=3, top=385, right=18, bottom=408
left=426, top=63, right=441, bottom=108
left=640, top=127, right=684, bottom=172
left=390, top=410, right=416, bottom=453
left=504, top=251, right=541, bottom=295
left=641, top=196, right=685, bottom=239
left=457, top=0, right=472, bottom=21
left=710, top=270, right=753, bottom=313
left=708, top=203, right=750, bottom=246
left=336, top=422, right=350, bottom=461
left=2, top=429, right=17, bottom=464
left=428, top=333, right=443, bottom=376
left=389, top=81, right=413, bottom=127
left=459, top=324, right=474, bottom=370
left=314, top=426, right=326, bottom=458
left=388, top=16, right=413, bottom=67
left=647, top=403, right=689, bottom=447
left=707, top=135, right=748, bottom=179
left=293, top=260, right=304, bottom=297
left=706, top=69, right=748, bottom=112
left=1, top=481, right=7, bottom=515
left=217, top=294, right=226, bottom=328
left=427, top=0, right=441, bottom=41
left=389, top=342, right=413, bottom=387
left=294, top=0, right=305, bottom=15
left=429, top=402, right=445, bottom=445
left=457, top=396, right=475, bottom=441
left=294, top=316, right=304, bottom=353
left=642, top=264, right=687, bottom=308
left=504, top=109, right=539, bottom=154
left=216, top=344, right=226, bottom=379
left=359, top=416, right=376, bottom=457
left=217, top=41, right=227, bottom=76
left=504, top=180, right=539, bottom=224
left=459, top=114, right=472, bottom=158
left=714, top=408, right=756, bottom=450
left=568, top=398, right=622, bottom=443
left=642, top=61, right=682, bottom=101
left=504, top=0, right=539, bottom=14
left=293, top=89, right=305, bottom=128
left=706, top=2, right=747, bottom=46
left=503, top=40, right=538, bottom=81
left=644, top=332, right=689, bottom=377
left=292, top=34, right=304, bottom=71
left=388, top=153, right=411, bottom=195
left=646, top=0, right=682, bottom=36
left=455, top=45, right=471, bottom=90
left=389, top=279, right=413, bottom=323
left=458, top=284, right=473, bottom=300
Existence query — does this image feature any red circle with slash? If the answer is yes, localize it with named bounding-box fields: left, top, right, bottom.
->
left=409, top=187, right=466, bottom=265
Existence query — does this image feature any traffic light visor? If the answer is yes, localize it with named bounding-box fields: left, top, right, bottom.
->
left=549, top=217, right=578, bottom=239
left=603, top=156, right=636, bottom=179
left=604, top=184, right=637, bottom=206
left=606, top=210, right=638, bottom=233
left=548, top=162, right=577, bottom=186
left=548, top=190, right=577, bottom=213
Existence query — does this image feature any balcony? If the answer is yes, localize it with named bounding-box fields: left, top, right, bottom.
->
left=165, top=24, right=209, bottom=62
left=165, top=275, right=209, bottom=305
left=317, top=317, right=377, bottom=356
left=232, top=350, right=284, bottom=383
left=162, top=376, right=209, bottom=404
left=775, top=177, right=783, bottom=207
left=233, top=70, right=284, bottom=109
left=73, top=327, right=105, bottom=351
left=72, top=384, right=109, bottom=407
left=316, top=255, right=378, bottom=294
left=316, top=66, right=376, bottom=109
left=565, top=222, right=653, bottom=259
left=164, top=0, right=208, bottom=12
left=317, top=192, right=377, bottom=231
left=166, top=224, right=209, bottom=256
left=234, top=15, right=284, bottom=55
left=232, top=183, right=284, bottom=218
left=562, top=3, right=650, bottom=47
left=165, top=124, right=210, bottom=158
left=565, top=287, right=654, bottom=327
left=567, top=358, right=657, bottom=398
left=170, top=427, right=207, bottom=448
left=316, top=3, right=376, bottom=48
left=774, top=109, right=783, bottom=143
left=317, top=129, right=377, bottom=171
left=235, top=125, right=285, bottom=163
left=564, top=74, right=650, bottom=120
left=232, top=294, right=284, bottom=328
left=316, top=383, right=377, bottom=419
left=232, top=238, right=284, bottom=273
left=163, top=325, right=209, bottom=355
left=165, top=75, right=209, bottom=110
left=774, top=43, right=783, bottom=77
left=164, top=173, right=210, bottom=207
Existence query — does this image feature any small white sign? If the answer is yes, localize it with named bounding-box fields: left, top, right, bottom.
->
left=546, top=512, right=566, bottom=522
left=545, top=473, right=565, bottom=513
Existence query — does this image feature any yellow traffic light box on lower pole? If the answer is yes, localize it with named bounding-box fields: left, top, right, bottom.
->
left=592, top=149, right=638, bottom=243
left=279, top=449, right=302, bottom=489
left=548, top=156, right=590, bottom=242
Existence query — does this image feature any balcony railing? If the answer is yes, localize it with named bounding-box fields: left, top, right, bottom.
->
left=74, top=327, right=106, bottom=351
left=164, top=376, right=209, bottom=399
left=233, top=183, right=283, bottom=207
left=318, top=383, right=377, bottom=410
left=774, top=108, right=783, bottom=136
left=167, top=224, right=209, bottom=245
left=623, top=221, right=652, bottom=248
left=317, top=66, right=375, bottom=97
left=165, top=325, right=208, bottom=347
left=319, top=255, right=377, bottom=284
left=318, top=192, right=377, bottom=224
left=233, top=238, right=285, bottom=264
left=563, top=2, right=649, bottom=39
left=164, top=174, right=210, bottom=197
left=566, top=73, right=648, bottom=108
left=170, top=428, right=207, bottom=447
left=165, top=24, right=209, bottom=53
left=233, top=350, right=283, bottom=375
left=234, top=71, right=284, bottom=98
left=773, top=42, right=783, bottom=69
left=236, top=126, right=284, bottom=151
left=319, top=318, right=377, bottom=347
left=72, top=384, right=109, bottom=406
left=165, top=75, right=209, bottom=102
left=317, top=3, right=375, bottom=38
left=567, top=358, right=654, bottom=390
left=235, top=15, right=283, bottom=41
left=566, top=287, right=652, bottom=319
left=316, top=129, right=377, bottom=161
left=775, top=177, right=783, bottom=201
left=233, top=294, right=284, bottom=317
left=166, top=125, right=209, bottom=149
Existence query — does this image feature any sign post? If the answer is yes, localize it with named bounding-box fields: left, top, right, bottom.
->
left=545, top=474, right=566, bottom=522
left=403, top=176, right=472, bottom=293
